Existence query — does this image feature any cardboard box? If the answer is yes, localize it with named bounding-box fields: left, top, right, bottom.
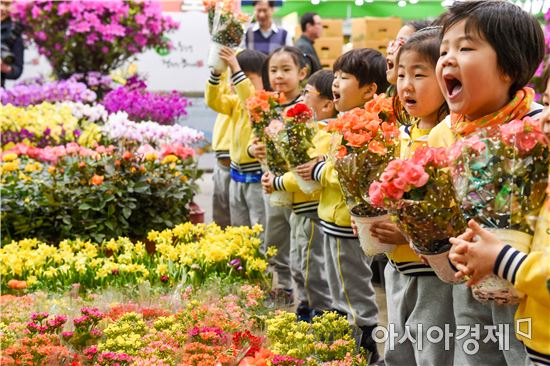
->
left=352, top=39, right=390, bottom=55
left=351, top=17, right=402, bottom=43
left=314, top=37, right=344, bottom=60
left=320, top=58, right=336, bottom=70
left=322, top=19, right=343, bottom=38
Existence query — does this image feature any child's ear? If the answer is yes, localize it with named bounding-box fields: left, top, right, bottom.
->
left=362, top=82, right=377, bottom=101
left=321, top=99, right=335, bottom=114
left=299, top=67, right=308, bottom=81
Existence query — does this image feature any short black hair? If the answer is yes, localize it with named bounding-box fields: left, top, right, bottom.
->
left=253, top=0, right=275, bottom=8
left=307, top=70, right=334, bottom=100
left=333, top=48, right=389, bottom=93
left=405, top=20, right=431, bottom=33
left=237, top=49, right=267, bottom=75
left=442, top=0, right=545, bottom=96
left=300, top=12, right=317, bottom=32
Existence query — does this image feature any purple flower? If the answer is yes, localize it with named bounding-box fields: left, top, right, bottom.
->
left=228, top=258, right=241, bottom=267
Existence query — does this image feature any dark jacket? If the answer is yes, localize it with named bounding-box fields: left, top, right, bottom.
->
left=1, top=19, right=24, bottom=88
left=294, top=34, right=321, bottom=71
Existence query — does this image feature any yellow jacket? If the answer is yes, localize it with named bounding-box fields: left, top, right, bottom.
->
left=272, top=122, right=331, bottom=214
left=205, top=71, right=261, bottom=174
left=386, top=124, right=437, bottom=269
left=428, top=109, right=550, bottom=358
left=210, top=72, right=232, bottom=158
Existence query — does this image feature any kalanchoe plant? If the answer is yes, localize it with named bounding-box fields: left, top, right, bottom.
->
left=13, top=0, right=179, bottom=77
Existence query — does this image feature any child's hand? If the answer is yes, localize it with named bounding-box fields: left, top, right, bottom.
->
left=369, top=220, right=407, bottom=245
left=351, top=217, right=358, bottom=236
left=449, top=220, right=505, bottom=287
left=249, top=139, right=267, bottom=160
left=218, top=46, right=241, bottom=74
left=261, top=171, right=275, bottom=194
left=296, top=156, right=323, bottom=181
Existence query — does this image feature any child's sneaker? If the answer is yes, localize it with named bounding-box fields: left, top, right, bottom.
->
left=296, top=301, right=312, bottom=322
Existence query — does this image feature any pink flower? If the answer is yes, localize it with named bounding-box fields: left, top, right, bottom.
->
left=400, top=161, right=429, bottom=188
left=382, top=181, right=404, bottom=200
left=368, top=181, right=385, bottom=207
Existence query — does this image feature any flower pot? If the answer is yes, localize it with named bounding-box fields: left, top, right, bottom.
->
left=352, top=213, right=395, bottom=256
left=471, top=228, right=530, bottom=305
left=292, top=169, right=321, bottom=195
left=269, top=191, right=293, bottom=208
left=188, top=201, right=205, bottom=224
left=207, top=42, right=227, bottom=73
left=412, top=245, right=463, bottom=284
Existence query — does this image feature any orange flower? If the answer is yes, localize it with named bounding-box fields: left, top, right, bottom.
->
left=90, top=175, right=104, bottom=185
left=7, top=279, right=27, bottom=290
left=364, top=93, right=393, bottom=114
left=335, top=145, right=348, bottom=159
left=78, top=162, right=86, bottom=168
left=344, top=131, right=372, bottom=148
left=123, top=151, right=133, bottom=160
left=368, top=140, right=387, bottom=155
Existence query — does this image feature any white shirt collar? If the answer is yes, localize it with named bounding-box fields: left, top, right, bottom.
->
left=252, top=22, right=279, bottom=34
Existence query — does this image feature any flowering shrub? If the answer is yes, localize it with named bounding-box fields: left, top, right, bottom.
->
left=0, top=102, right=104, bottom=149
left=13, top=0, right=179, bottom=77
left=1, top=142, right=201, bottom=243
left=0, top=223, right=267, bottom=292
left=0, top=78, right=97, bottom=106
left=102, top=82, right=189, bottom=125
left=103, top=112, right=204, bottom=148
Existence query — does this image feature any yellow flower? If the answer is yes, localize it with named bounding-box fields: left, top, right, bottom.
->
left=24, top=162, right=42, bottom=172
left=266, top=246, right=278, bottom=257
left=2, top=161, right=19, bottom=172
left=145, top=153, right=158, bottom=161
left=48, top=166, right=56, bottom=174
left=2, top=153, right=17, bottom=162
left=161, top=154, right=178, bottom=165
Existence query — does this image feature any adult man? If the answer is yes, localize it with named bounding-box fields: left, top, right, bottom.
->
left=244, top=0, right=292, bottom=55
left=0, top=0, right=24, bottom=88
left=295, top=12, right=322, bottom=71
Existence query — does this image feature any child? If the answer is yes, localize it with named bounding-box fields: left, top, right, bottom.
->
left=262, top=69, right=336, bottom=321
left=205, top=48, right=267, bottom=235
left=250, top=46, right=318, bottom=302
left=370, top=27, right=456, bottom=366
left=449, top=67, right=550, bottom=366
left=298, top=48, right=389, bottom=363
left=210, top=72, right=232, bottom=229
left=428, top=2, right=546, bottom=365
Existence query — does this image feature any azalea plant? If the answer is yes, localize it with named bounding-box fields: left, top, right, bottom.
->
left=326, top=94, right=400, bottom=215
left=369, top=146, right=467, bottom=254
left=449, top=117, right=548, bottom=235
left=101, top=80, right=190, bottom=125
left=1, top=142, right=201, bottom=244
left=13, top=0, right=179, bottom=77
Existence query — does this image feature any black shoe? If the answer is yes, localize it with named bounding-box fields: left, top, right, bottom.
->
left=330, top=308, right=348, bottom=318
left=360, top=325, right=381, bottom=364
left=296, top=301, right=312, bottom=322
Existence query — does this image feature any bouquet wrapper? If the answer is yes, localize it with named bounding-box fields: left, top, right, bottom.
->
left=207, top=42, right=227, bottom=74
left=450, top=127, right=548, bottom=303
left=471, top=228, right=530, bottom=305
left=291, top=169, right=321, bottom=195
left=269, top=190, right=293, bottom=208
left=396, top=200, right=467, bottom=284
left=351, top=212, right=395, bottom=256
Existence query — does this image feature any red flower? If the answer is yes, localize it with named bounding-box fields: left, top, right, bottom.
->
left=285, top=103, right=312, bottom=119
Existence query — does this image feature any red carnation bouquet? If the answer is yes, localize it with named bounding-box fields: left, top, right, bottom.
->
left=266, top=103, right=320, bottom=194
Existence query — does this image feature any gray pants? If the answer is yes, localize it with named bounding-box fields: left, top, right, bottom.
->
left=324, top=234, right=378, bottom=327
left=453, top=285, right=529, bottom=366
left=384, top=264, right=455, bottom=366
left=212, top=161, right=231, bottom=228
left=264, top=199, right=293, bottom=290
left=289, top=213, right=332, bottom=311
left=229, top=179, right=265, bottom=235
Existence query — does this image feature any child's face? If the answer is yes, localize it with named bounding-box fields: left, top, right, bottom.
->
left=332, top=71, right=374, bottom=112
left=397, top=50, right=445, bottom=124
left=268, top=52, right=305, bottom=98
left=437, top=20, right=513, bottom=121
left=303, top=84, right=334, bottom=121
left=386, top=25, right=416, bottom=85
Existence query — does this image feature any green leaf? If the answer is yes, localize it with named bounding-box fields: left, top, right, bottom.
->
left=79, top=203, right=91, bottom=210
left=122, top=207, right=132, bottom=219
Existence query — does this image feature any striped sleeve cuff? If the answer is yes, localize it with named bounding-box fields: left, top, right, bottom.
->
left=312, top=161, right=326, bottom=182
left=231, top=70, right=246, bottom=85
left=209, top=72, right=221, bottom=85
left=493, top=244, right=527, bottom=284
left=273, top=176, right=285, bottom=191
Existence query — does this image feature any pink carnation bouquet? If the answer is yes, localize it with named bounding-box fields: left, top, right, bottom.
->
left=370, top=146, right=466, bottom=282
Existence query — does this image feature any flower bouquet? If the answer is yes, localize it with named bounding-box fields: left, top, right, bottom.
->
left=449, top=116, right=549, bottom=303
left=206, top=0, right=250, bottom=72
left=267, top=103, right=321, bottom=194
left=247, top=91, right=290, bottom=207
left=370, top=146, right=467, bottom=283
left=326, top=95, right=400, bottom=256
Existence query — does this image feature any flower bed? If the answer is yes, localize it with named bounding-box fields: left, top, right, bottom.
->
left=1, top=143, right=201, bottom=244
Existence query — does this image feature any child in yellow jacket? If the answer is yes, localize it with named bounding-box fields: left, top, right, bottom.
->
left=205, top=48, right=267, bottom=233
left=429, top=2, right=546, bottom=365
